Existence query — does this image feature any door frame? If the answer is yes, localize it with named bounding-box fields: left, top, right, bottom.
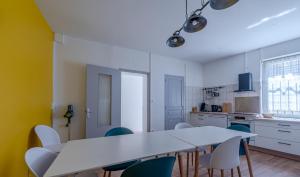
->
left=120, top=69, right=151, bottom=132
left=164, top=75, right=185, bottom=130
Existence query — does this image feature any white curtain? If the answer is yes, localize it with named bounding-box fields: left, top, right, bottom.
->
left=262, top=54, right=300, bottom=117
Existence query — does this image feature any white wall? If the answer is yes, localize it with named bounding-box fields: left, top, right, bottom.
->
left=203, top=37, right=300, bottom=87
left=121, top=72, right=147, bottom=132
left=53, top=35, right=203, bottom=141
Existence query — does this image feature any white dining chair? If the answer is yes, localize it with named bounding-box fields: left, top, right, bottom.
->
left=25, top=147, right=98, bottom=177
left=200, top=136, right=242, bottom=177
left=34, top=125, right=64, bottom=153
left=25, top=147, right=57, bottom=177
left=174, top=122, right=206, bottom=177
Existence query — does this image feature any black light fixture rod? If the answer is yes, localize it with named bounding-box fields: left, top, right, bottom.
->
left=196, top=1, right=210, bottom=13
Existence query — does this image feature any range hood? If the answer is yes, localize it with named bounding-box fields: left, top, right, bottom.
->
left=234, top=73, right=254, bottom=92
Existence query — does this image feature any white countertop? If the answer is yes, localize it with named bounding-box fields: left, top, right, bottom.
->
left=255, top=117, right=300, bottom=123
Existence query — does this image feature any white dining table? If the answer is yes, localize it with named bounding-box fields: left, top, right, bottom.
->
left=44, top=131, right=194, bottom=177
left=166, top=126, right=257, bottom=177
left=44, top=126, right=256, bottom=177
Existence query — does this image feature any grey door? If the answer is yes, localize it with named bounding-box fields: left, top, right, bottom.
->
left=86, top=65, right=121, bottom=138
left=165, top=75, right=184, bottom=130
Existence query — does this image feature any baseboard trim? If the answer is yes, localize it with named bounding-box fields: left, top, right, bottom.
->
left=249, top=145, right=300, bottom=161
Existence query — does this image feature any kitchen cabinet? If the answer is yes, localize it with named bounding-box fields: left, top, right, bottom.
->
left=189, top=113, right=228, bottom=128
left=254, top=119, right=300, bottom=156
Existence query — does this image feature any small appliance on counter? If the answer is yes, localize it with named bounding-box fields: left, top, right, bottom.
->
left=211, top=105, right=222, bottom=112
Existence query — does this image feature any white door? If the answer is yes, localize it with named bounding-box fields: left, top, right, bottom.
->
left=165, top=75, right=185, bottom=130
left=86, top=65, right=121, bottom=138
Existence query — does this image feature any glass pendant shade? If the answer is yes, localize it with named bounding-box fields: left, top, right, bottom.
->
left=183, top=13, right=207, bottom=33
left=166, top=32, right=185, bottom=47
left=210, top=0, right=239, bottom=10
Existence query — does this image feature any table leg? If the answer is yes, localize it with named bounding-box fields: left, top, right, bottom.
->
left=243, top=141, right=254, bottom=177
left=187, top=152, right=190, bottom=177
left=178, top=153, right=184, bottom=177
left=194, top=148, right=199, bottom=177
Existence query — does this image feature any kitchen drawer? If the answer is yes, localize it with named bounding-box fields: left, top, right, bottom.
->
left=255, top=136, right=300, bottom=156
left=255, top=120, right=300, bottom=130
left=255, top=125, right=300, bottom=143
left=190, top=117, right=227, bottom=128
left=206, top=117, right=227, bottom=128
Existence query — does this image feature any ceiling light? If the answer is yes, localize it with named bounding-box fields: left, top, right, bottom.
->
left=210, top=0, right=239, bottom=10
left=167, top=0, right=239, bottom=47
left=183, top=10, right=207, bottom=33
left=247, top=8, right=297, bottom=29
left=166, top=31, right=185, bottom=47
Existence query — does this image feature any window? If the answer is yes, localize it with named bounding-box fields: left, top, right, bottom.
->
left=262, top=53, right=300, bottom=118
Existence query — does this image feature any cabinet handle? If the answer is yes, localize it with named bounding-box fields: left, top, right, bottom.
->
left=278, top=142, right=291, bottom=146
left=277, top=130, right=291, bottom=133
left=278, top=123, right=291, bottom=127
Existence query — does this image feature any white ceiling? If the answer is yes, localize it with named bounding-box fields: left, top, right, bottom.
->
left=36, top=0, right=300, bottom=63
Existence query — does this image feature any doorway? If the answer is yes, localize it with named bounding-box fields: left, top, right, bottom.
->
left=165, top=75, right=184, bottom=130
left=121, top=71, right=149, bottom=132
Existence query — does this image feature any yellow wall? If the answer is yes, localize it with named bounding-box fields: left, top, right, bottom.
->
left=0, top=0, right=53, bottom=176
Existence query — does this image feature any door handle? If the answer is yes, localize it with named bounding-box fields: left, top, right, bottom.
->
left=278, top=142, right=291, bottom=146
left=277, top=130, right=291, bottom=133
left=278, top=123, right=291, bottom=127
left=85, top=108, right=92, bottom=119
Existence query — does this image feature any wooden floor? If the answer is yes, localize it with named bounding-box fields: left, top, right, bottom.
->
left=107, top=150, right=300, bottom=177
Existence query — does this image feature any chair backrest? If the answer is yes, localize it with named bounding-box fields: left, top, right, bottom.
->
left=121, top=157, right=176, bottom=177
left=25, top=147, right=57, bottom=177
left=228, top=125, right=250, bottom=155
left=210, top=136, right=241, bottom=170
left=35, top=125, right=61, bottom=147
left=174, top=122, right=193, bottom=129
left=105, top=127, right=134, bottom=137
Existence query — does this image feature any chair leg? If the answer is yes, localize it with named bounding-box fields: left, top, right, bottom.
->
left=210, top=168, right=214, bottom=177
left=102, top=171, right=106, bottom=177
left=207, top=169, right=211, bottom=177
left=221, top=169, right=224, bottom=177
left=178, top=153, right=184, bottom=177
left=237, top=166, right=242, bottom=177
left=231, top=169, right=234, bottom=177
left=108, top=171, right=111, bottom=177
left=187, top=152, right=190, bottom=177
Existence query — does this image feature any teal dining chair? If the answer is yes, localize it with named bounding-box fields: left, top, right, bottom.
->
left=120, top=157, right=176, bottom=177
left=228, top=125, right=251, bottom=155
left=102, top=127, right=138, bottom=177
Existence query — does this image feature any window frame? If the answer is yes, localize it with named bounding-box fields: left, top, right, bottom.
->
left=261, top=52, right=300, bottom=119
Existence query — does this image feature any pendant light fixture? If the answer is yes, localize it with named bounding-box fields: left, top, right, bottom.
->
left=183, top=10, right=207, bottom=33
left=167, top=0, right=239, bottom=48
left=210, top=0, right=239, bottom=10
left=166, top=31, right=185, bottom=47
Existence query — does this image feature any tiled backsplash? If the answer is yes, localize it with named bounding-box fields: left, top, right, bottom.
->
left=185, top=82, right=261, bottom=118
left=204, top=81, right=261, bottom=112
left=185, top=86, right=203, bottom=118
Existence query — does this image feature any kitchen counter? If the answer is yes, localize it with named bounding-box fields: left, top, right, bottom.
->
left=256, top=117, right=300, bottom=124
left=191, top=112, right=300, bottom=123
left=190, top=112, right=229, bottom=115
